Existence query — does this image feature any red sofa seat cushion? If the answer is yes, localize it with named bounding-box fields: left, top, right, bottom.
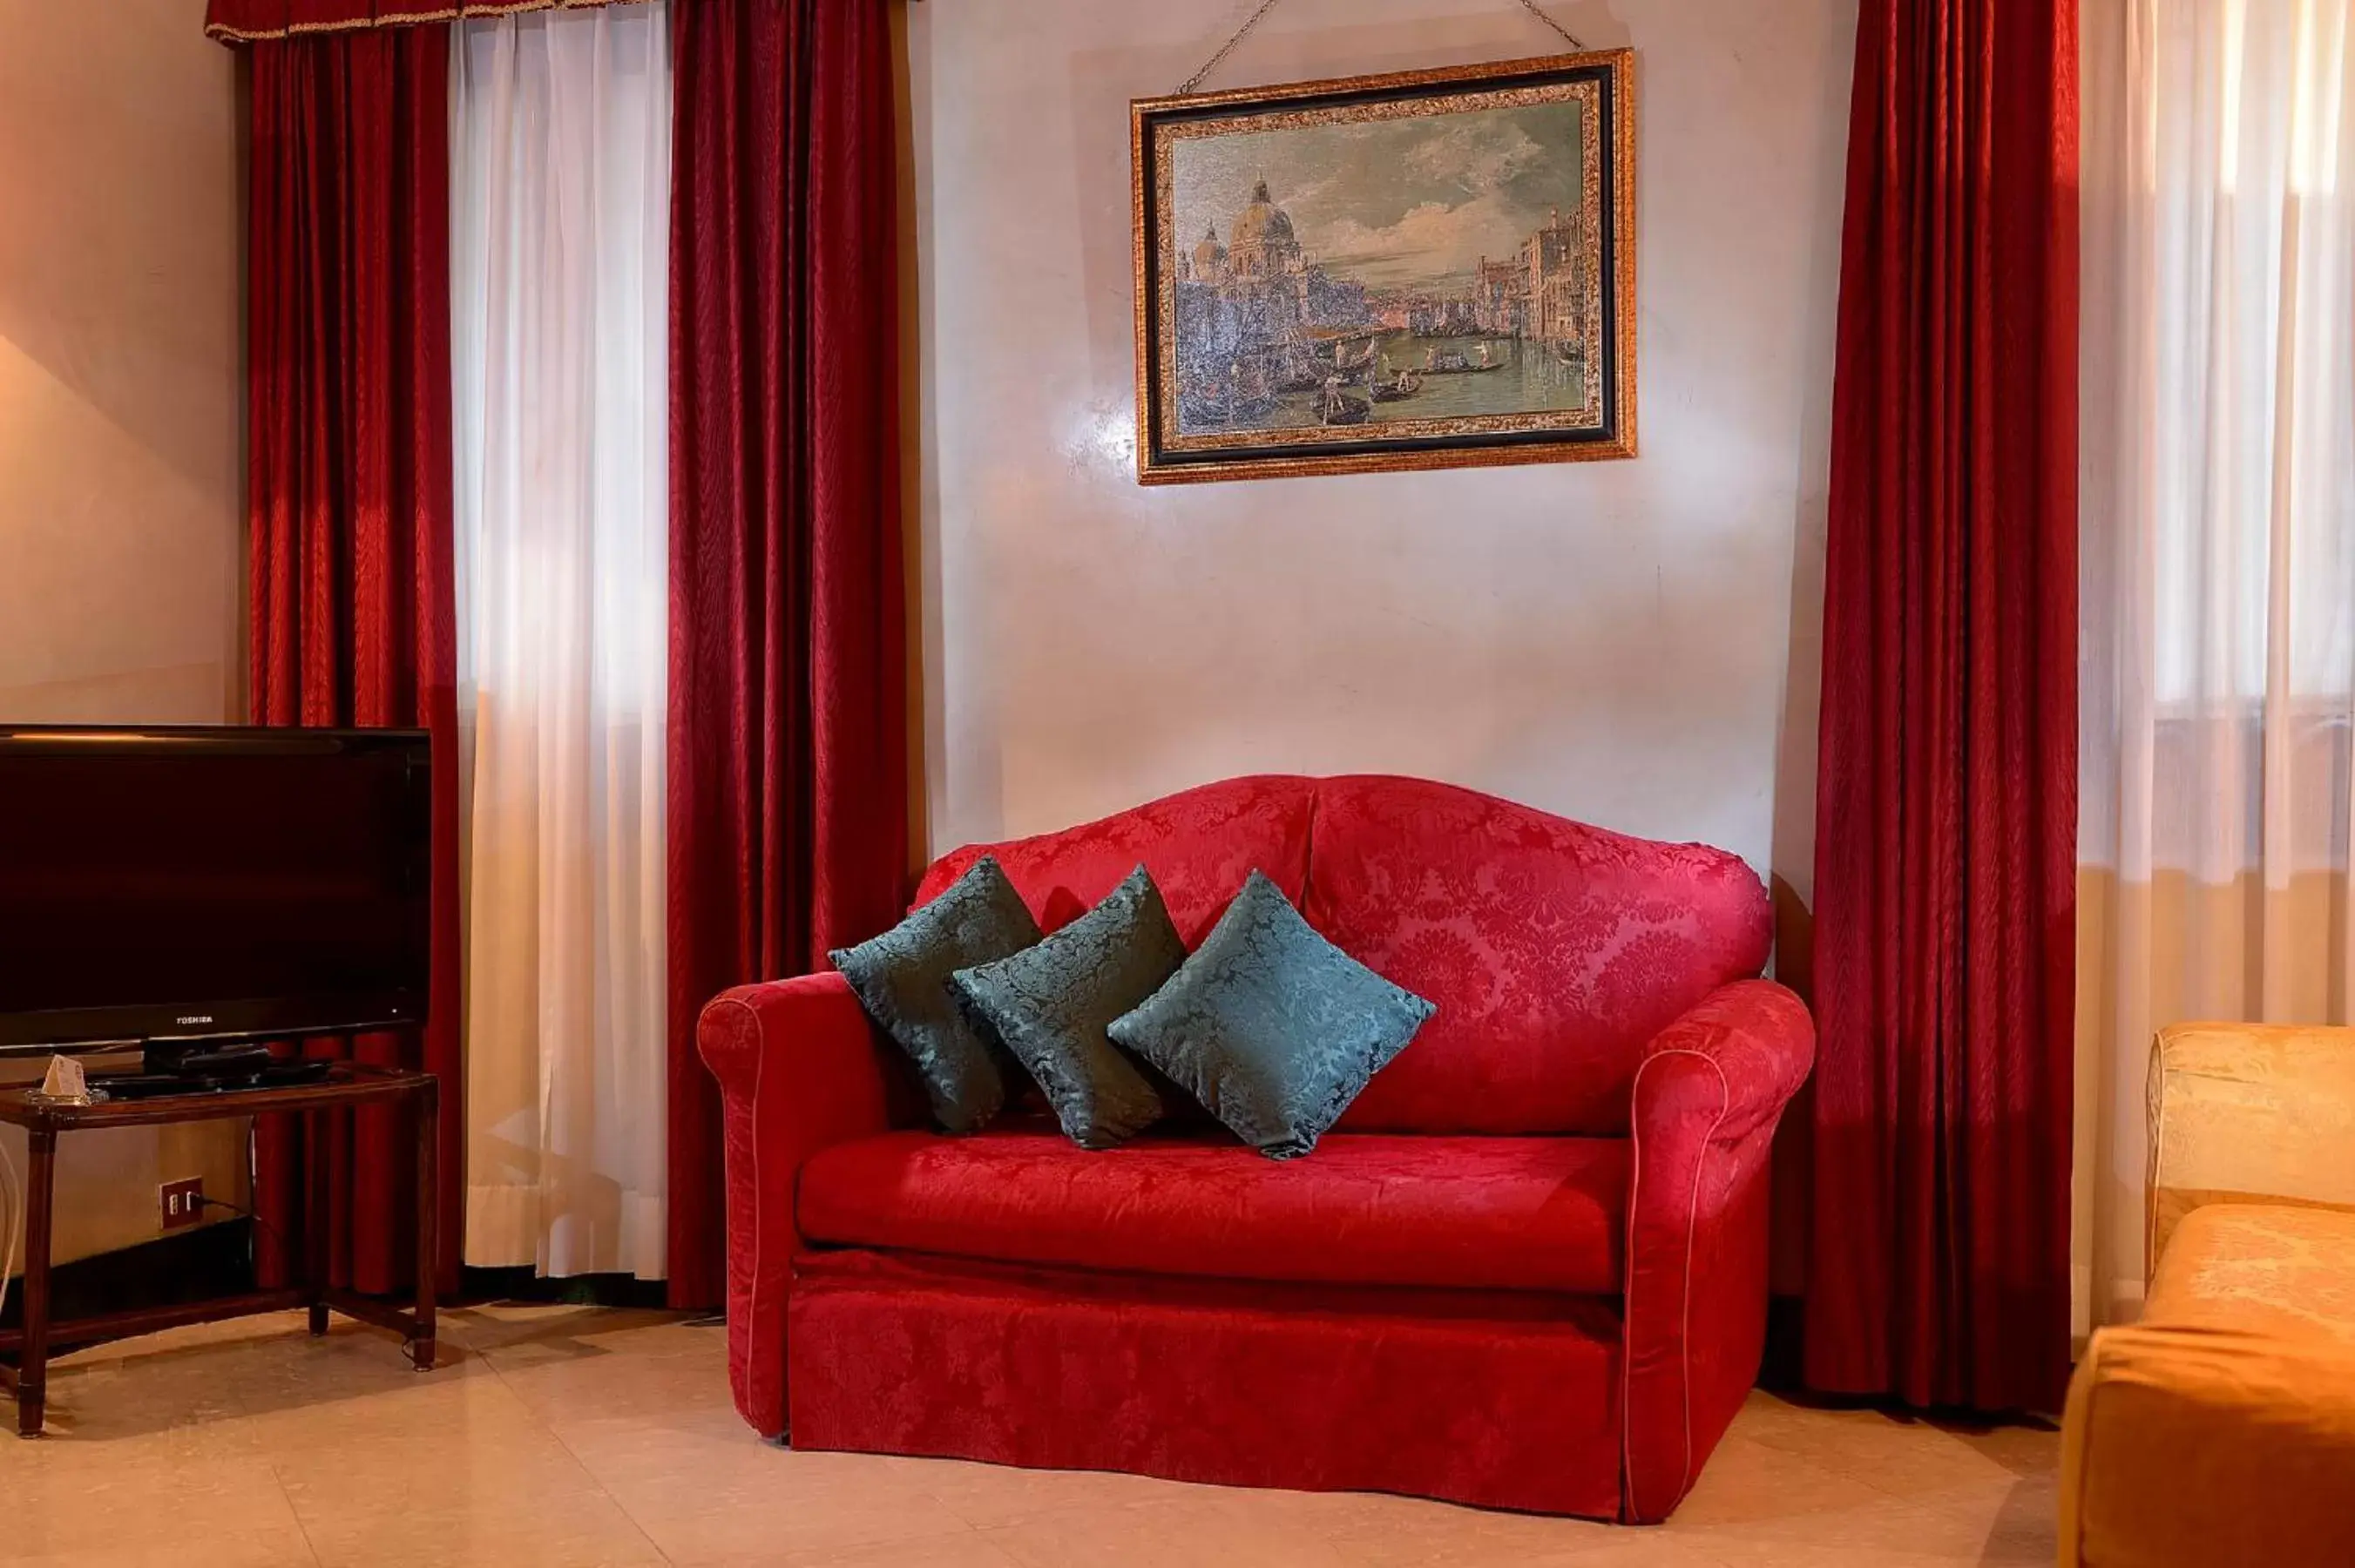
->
left=798, top=1128, right=1629, bottom=1295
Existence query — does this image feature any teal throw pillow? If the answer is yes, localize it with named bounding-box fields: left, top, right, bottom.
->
left=1106, top=869, right=1434, bottom=1159
left=829, top=855, right=1041, bottom=1132
left=949, top=865, right=1185, bottom=1150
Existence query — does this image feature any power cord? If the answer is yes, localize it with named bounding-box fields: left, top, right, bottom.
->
left=0, top=1157, right=288, bottom=1331
left=195, top=1194, right=292, bottom=1273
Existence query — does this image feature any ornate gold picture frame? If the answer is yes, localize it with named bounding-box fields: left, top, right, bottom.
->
left=1131, top=50, right=1636, bottom=485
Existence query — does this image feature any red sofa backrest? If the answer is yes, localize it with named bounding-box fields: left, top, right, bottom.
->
left=914, top=774, right=1770, bottom=1135
left=913, top=775, right=1317, bottom=948
left=1304, top=775, right=1770, bottom=1133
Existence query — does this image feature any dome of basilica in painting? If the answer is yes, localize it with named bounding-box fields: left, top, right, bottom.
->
left=1228, top=179, right=1296, bottom=248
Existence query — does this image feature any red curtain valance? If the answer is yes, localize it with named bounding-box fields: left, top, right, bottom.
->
left=206, top=0, right=627, bottom=44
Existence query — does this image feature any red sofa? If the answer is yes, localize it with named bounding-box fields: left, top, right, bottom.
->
left=697, top=774, right=1813, bottom=1522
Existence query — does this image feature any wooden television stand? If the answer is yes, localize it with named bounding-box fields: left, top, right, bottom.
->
left=0, top=1060, right=439, bottom=1436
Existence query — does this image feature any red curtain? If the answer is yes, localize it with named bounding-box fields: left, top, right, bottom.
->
left=1806, top=0, right=2079, bottom=1414
left=247, top=30, right=464, bottom=1299
left=665, top=0, right=909, bottom=1310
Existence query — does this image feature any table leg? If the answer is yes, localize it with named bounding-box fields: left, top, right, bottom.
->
left=304, top=1109, right=328, bottom=1337
left=409, top=1081, right=436, bottom=1373
left=17, top=1128, right=56, bottom=1436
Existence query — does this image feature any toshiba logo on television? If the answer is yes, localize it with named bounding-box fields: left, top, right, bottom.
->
left=176, top=1016, right=215, bottom=1026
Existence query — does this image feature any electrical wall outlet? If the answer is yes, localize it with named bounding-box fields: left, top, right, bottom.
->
left=159, top=1177, right=205, bottom=1230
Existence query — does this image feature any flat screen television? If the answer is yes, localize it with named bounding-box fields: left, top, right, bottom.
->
left=0, top=727, right=432, bottom=1055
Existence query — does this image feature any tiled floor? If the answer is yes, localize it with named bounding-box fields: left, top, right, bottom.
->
left=0, top=1305, right=2058, bottom=1566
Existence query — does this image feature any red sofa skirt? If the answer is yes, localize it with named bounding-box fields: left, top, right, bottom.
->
left=786, top=1249, right=1628, bottom=1519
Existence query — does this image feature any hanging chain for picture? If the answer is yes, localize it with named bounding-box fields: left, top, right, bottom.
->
left=1512, top=0, right=1587, bottom=51
left=1176, top=0, right=1587, bottom=94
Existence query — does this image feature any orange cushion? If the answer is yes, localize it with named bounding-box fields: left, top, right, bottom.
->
left=798, top=1128, right=1628, bottom=1295
left=2060, top=1205, right=2355, bottom=1566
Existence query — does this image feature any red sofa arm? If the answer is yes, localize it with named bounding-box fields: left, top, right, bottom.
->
left=697, top=970, right=906, bottom=1437
left=1620, top=978, right=1814, bottom=1522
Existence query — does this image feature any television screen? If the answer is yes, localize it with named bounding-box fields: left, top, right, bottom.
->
left=0, top=727, right=432, bottom=1051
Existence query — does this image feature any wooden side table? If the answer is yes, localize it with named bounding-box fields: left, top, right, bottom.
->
left=0, top=1061, right=439, bottom=1436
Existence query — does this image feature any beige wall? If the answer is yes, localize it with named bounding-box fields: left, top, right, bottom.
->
left=906, top=0, right=1852, bottom=911
left=0, top=0, right=247, bottom=1265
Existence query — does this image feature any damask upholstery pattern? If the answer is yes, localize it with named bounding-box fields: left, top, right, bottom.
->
left=695, top=970, right=905, bottom=1451
left=2061, top=1023, right=2355, bottom=1565
left=798, top=1127, right=1630, bottom=1294
left=912, top=775, right=1316, bottom=946
left=786, top=1247, right=1630, bottom=1518
left=1620, top=979, right=1817, bottom=1519
left=2161, top=1204, right=2355, bottom=1348
left=1304, top=776, right=1774, bottom=1134
left=1109, top=869, right=1435, bottom=1159
left=2146, top=1022, right=2355, bottom=1276
left=917, top=774, right=1772, bottom=1138
left=702, top=773, right=1811, bottom=1520
left=949, top=866, right=1183, bottom=1149
left=2060, top=1204, right=2355, bottom=1566
left=828, top=855, right=1040, bottom=1132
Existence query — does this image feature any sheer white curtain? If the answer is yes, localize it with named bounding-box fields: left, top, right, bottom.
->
left=452, top=1, right=672, bottom=1280
left=2080, top=0, right=2355, bottom=1328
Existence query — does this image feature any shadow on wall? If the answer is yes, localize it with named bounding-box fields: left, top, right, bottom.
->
left=1762, top=0, right=1852, bottom=1305
left=894, top=0, right=937, bottom=883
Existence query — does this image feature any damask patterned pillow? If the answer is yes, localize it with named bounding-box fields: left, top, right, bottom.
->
left=948, top=865, right=1185, bottom=1150
left=829, top=855, right=1041, bottom=1133
left=1107, top=869, right=1436, bottom=1159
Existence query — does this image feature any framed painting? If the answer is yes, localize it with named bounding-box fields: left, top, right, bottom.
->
left=1131, top=50, right=1635, bottom=484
